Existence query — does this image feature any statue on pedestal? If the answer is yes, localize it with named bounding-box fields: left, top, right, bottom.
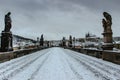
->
left=102, top=12, right=113, bottom=50
left=0, top=12, right=13, bottom=52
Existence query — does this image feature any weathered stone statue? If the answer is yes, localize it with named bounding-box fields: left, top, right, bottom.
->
left=62, top=37, right=66, bottom=47
left=102, top=12, right=112, bottom=33
left=0, top=12, right=13, bottom=52
left=102, top=12, right=113, bottom=50
left=4, top=12, right=12, bottom=32
left=40, top=34, right=44, bottom=46
left=69, top=35, right=72, bottom=47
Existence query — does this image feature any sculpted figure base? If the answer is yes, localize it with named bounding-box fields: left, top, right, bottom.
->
left=102, top=12, right=113, bottom=50
left=0, top=12, right=13, bottom=52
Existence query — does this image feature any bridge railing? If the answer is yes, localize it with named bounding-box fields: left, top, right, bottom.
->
left=0, top=47, right=49, bottom=63
left=65, top=47, right=120, bottom=64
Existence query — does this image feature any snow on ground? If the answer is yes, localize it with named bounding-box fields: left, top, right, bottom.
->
left=0, top=47, right=120, bottom=80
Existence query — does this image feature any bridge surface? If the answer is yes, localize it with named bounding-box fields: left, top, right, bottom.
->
left=0, top=47, right=120, bottom=80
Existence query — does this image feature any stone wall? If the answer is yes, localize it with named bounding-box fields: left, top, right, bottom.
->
left=0, top=47, right=48, bottom=63
left=67, top=47, right=120, bottom=64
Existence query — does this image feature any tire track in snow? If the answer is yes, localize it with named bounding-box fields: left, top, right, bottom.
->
left=0, top=50, right=47, bottom=73
left=69, top=54, right=113, bottom=80
left=0, top=54, right=28, bottom=71
left=0, top=49, right=50, bottom=80
left=63, top=49, right=114, bottom=80
left=64, top=56, right=84, bottom=80
left=27, top=51, right=51, bottom=80
left=0, top=49, right=49, bottom=72
left=59, top=52, right=83, bottom=80
left=70, top=50, right=120, bottom=76
left=66, top=50, right=120, bottom=79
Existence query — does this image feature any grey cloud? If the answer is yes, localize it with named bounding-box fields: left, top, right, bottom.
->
left=73, top=0, right=120, bottom=12
left=0, top=0, right=120, bottom=40
left=1, top=0, right=118, bottom=15
left=1, top=0, right=120, bottom=12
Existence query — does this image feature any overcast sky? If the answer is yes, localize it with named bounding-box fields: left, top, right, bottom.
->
left=0, top=0, right=120, bottom=40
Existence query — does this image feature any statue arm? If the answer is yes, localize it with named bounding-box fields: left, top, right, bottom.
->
left=102, top=19, right=106, bottom=27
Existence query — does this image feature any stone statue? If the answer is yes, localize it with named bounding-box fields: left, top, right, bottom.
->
left=40, top=34, right=44, bottom=46
left=102, top=12, right=112, bottom=32
left=4, top=12, right=12, bottom=32
left=102, top=12, right=113, bottom=50
left=0, top=12, right=13, bottom=52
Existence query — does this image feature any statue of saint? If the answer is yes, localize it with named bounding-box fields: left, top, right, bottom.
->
left=4, top=12, right=12, bottom=32
left=102, top=12, right=112, bottom=32
left=102, top=19, right=107, bottom=32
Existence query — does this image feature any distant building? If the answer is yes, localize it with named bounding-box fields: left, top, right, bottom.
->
left=75, top=33, right=102, bottom=49
left=0, top=34, right=37, bottom=50
left=49, top=40, right=61, bottom=47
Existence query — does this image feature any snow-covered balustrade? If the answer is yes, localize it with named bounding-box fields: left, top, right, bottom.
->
left=0, top=48, right=42, bottom=63
left=67, top=47, right=120, bottom=64
left=67, top=47, right=102, bottom=58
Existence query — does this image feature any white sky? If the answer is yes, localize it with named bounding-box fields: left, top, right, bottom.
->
left=0, top=0, right=120, bottom=40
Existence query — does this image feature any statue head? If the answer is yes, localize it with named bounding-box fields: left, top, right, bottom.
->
left=103, top=12, right=112, bottom=20
left=103, top=12, right=112, bottom=26
left=103, top=12, right=108, bottom=17
left=7, top=12, right=11, bottom=16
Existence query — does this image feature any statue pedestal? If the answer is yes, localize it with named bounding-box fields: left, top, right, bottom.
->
left=102, top=32, right=113, bottom=50
left=102, top=43, right=113, bottom=50
left=0, top=31, right=13, bottom=52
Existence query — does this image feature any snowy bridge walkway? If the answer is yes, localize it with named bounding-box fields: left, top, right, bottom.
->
left=0, top=47, right=120, bottom=80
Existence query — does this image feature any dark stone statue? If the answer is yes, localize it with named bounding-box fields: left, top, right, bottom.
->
left=40, top=34, right=44, bottom=46
left=4, top=12, right=12, bottom=32
left=102, top=12, right=112, bottom=32
left=102, top=12, right=113, bottom=50
left=0, top=12, right=13, bottom=52
left=62, top=37, right=66, bottom=47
